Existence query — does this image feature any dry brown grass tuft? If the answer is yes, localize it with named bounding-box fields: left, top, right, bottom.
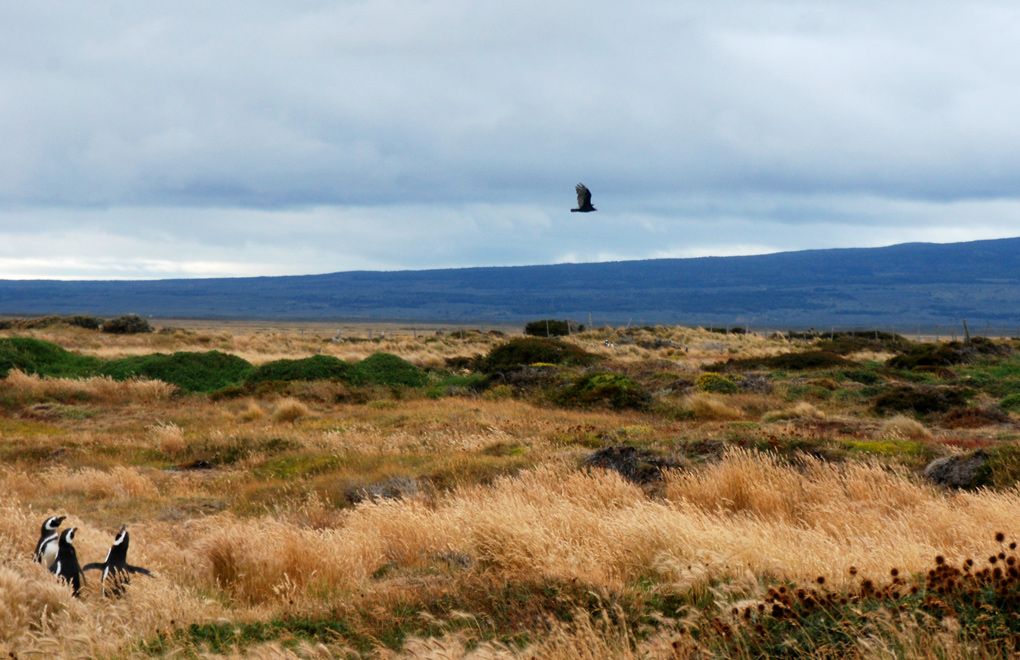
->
left=683, top=393, right=743, bottom=420
left=150, top=421, right=186, bottom=455
left=879, top=414, right=932, bottom=441
left=762, top=401, right=825, bottom=422
left=272, top=398, right=309, bottom=424
left=238, top=400, right=267, bottom=422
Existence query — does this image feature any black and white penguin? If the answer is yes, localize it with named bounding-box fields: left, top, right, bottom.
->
left=33, top=515, right=66, bottom=567
left=82, top=525, right=151, bottom=597
left=50, top=527, right=85, bottom=597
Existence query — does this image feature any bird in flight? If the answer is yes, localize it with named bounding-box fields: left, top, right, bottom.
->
left=571, top=183, right=597, bottom=212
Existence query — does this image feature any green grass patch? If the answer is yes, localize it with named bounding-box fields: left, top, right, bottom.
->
left=843, top=439, right=925, bottom=456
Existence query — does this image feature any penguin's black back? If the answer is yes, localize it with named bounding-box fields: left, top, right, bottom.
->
left=50, top=528, right=85, bottom=597
left=82, top=525, right=151, bottom=598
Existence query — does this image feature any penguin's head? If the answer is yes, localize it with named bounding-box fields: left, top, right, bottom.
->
left=61, top=528, right=77, bottom=545
left=113, top=525, right=128, bottom=546
left=44, top=515, right=66, bottom=532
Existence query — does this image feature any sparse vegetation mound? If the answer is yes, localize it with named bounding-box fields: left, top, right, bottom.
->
left=101, top=314, right=153, bottom=334
left=552, top=371, right=649, bottom=410
left=815, top=330, right=912, bottom=355
left=872, top=384, right=969, bottom=417
left=694, top=372, right=739, bottom=394
left=523, top=318, right=583, bottom=337
left=247, top=354, right=364, bottom=385
left=708, top=349, right=853, bottom=372
left=888, top=337, right=1014, bottom=369
left=100, top=351, right=253, bottom=393
left=358, top=352, right=428, bottom=387
left=0, top=337, right=101, bottom=378
left=482, top=337, right=599, bottom=373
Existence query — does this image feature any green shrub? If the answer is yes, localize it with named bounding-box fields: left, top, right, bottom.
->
left=523, top=319, right=583, bottom=337
left=707, top=350, right=853, bottom=372
left=482, top=337, right=599, bottom=373
left=358, top=352, right=428, bottom=387
left=694, top=372, right=739, bottom=395
left=65, top=315, right=104, bottom=330
left=0, top=338, right=102, bottom=378
left=872, top=385, right=969, bottom=417
left=247, top=355, right=365, bottom=385
left=842, top=368, right=882, bottom=385
left=102, top=314, right=153, bottom=334
left=999, top=393, right=1020, bottom=412
left=888, top=338, right=1014, bottom=370
left=100, top=351, right=253, bottom=393
left=552, top=371, right=649, bottom=410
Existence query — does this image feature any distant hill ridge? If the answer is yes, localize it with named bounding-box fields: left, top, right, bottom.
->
left=1, top=237, right=1019, bottom=327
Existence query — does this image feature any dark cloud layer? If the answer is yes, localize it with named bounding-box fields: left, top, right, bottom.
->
left=1, top=2, right=1019, bottom=278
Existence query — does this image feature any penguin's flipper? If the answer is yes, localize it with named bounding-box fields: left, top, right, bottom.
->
left=124, top=565, right=152, bottom=576
left=82, top=562, right=105, bottom=572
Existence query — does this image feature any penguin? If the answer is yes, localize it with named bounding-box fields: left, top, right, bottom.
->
left=82, top=525, right=152, bottom=597
left=33, top=515, right=66, bottom=568
left=50, top=528, right=85, bottom=597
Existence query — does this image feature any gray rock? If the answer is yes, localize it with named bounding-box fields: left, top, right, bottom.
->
left=924, top=449, right=991, bottom=489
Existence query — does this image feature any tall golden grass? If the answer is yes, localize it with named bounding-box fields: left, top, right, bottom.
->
left=0, top=448, right=1018, bottom=657
left=1, top=369, right=177, bottom=403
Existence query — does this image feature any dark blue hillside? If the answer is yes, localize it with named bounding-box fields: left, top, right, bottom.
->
left=1, top=237, right=1018, bottom=326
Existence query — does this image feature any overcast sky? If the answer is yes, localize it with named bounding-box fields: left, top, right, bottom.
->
left=1, top=1, right=1019, bottom=280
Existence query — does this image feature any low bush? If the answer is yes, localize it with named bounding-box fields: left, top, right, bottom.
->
left=100, top=351, right=254, bottom=393
left=888, top=337, right=1014, bottom=369
left=552, top=371, right=649, bottom=410
left=247, top=354, right=364, bottom=385
left=358, top=352, right=428, bottom=387
left=872, top=385, right=969, bottom=417
left=101, top=314, right=153, bottom=334
left=999, top=393, right=1020, bottom=412
left=482, top=337, right=600, bottom=373
left=694, top=372, right=739, bottom=395
left=707, top=350, right=853, bottom=372
left=0, top=337, right=101, bottom=378
left=523, top=319, right=583, bottom=337
left=815, top=330, right=912, bottom=355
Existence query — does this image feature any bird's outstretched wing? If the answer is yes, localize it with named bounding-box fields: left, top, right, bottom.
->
left=82, top=562, right=104, bottom=572
left=575, top=183, right=591, bottom=209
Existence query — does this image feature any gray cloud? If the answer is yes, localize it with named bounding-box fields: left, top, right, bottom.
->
left=1, top=2, right=1019, bottom=279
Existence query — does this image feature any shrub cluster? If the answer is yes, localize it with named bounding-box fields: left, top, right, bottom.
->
left=815, top=330, right=912, bottom=355
left=523, top=319, right=584, bottom=337
left=482, top=337, right=600, bottom=373
left=0, top=338, right=429, bottom=394
left=694, top=372, right=739, bottom=394
left=101, top=314, right=153, bottom=334
left=708, top=350, right=853, bottom=372
left=872, top=384, right=969, bottom=417
left=0, top=337, right=101, bottom=378
left=888, top=337, right=1014, bottom=370
left=551, top=371, right=649, bottom=410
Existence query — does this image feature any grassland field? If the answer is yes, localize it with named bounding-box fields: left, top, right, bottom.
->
left=3, top=319, right=1020, bottom=658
